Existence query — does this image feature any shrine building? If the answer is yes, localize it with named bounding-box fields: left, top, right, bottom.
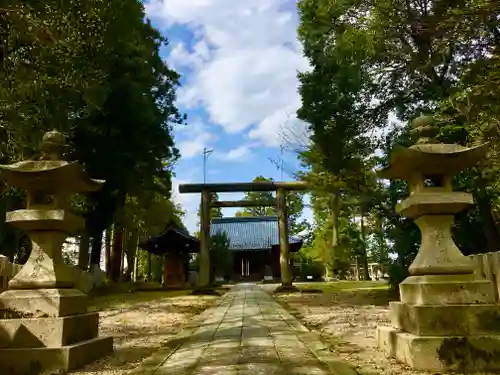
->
left=210, top=216, right=303, bottom=281
left=139, top=222, right=199, bottom=289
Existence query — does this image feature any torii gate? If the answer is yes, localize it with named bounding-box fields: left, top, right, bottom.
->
left=179, top=181, right=308, bottom=289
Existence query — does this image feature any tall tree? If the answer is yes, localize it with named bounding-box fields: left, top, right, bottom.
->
left=297, top=0, right=500, bottom=284
left=235, top=176, right=276, bottom=217
left=71, top=2, right=184, bottom=279
left=1, top=1, right=184, bottom=277
left=235, top=176, right=306, bottom=235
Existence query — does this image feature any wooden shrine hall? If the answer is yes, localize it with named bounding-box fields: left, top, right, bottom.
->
left=139, top=223, right=199, bottom=289
left=211, top=216, right=303, bottom=281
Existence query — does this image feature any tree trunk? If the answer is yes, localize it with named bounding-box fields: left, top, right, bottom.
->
left=89, top=229, right=103, bottom=266
left=133, top=247, right=139, bottom=282
left=376, top=215, right=387, bottom=263
left=360, top=213, right=370, bottom=281
left=104, top=225, right=113, bottom=276
left=124, top=229, right=138, bottom=282
left=110, top=224, right=124, bottom=282
left=120, top=228, right=127, bottom=277
left=78, top=231, right=90, bottom=270
left=147, top=252, right=152, bottom=281
left=355, top=256, right=360, bottom=281
left=110, top=192, right=126, bottom=282
left=330, top=191, right=341, bottom=277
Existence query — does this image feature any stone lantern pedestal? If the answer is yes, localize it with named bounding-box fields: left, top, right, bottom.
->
left=377, top=116, right=500, bottom=372
left=0, top=131, right=113, bottom=374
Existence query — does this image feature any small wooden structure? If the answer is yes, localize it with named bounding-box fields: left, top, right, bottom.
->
left=179, top=181, right=308, bottom=288
left=139, top=223, right=199, bottom=289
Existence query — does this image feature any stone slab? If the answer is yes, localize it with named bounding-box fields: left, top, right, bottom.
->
left=0, top=288, right=87, bottom=317
left=400, top=275, right=496, bottom=305
left=0, top=336, right=113, bottom=374
left=0, top=312, right=99, bottom=348
left=377, top=325, right=500, bottom=372
left=391, top=302, right=500, bottom=336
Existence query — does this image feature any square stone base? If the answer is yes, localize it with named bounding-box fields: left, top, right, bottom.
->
left=0, top=288, right=87, bottom=317
left=390, top=301, right=500, bottom=336
left=0, top=336, right=113, bottom=374
left=399, top=275, right=496, bottom=305
left=377, top=326, right=500, bottom=372
left=0, top=312, right=99, bottom=348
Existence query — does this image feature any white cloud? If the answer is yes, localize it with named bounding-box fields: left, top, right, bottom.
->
left=171, top=176, right=200, bottom=234
left=146, top=0, right=311, bottom=147
left=168, top=40, right=211, bottom=71
left=175, top=119, right=217, bottom=159
left=213, top=143, right=255, bottom=162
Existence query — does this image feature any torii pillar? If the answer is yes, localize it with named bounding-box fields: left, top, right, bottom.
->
left=198, top=188, right=212, bottom=288
left=277, top=187, right=292, bottom=286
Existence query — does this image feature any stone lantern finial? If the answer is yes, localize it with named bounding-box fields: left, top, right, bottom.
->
left=40, top=129, right=66, bottom=161
left=410, top=114, right=438, bottom=145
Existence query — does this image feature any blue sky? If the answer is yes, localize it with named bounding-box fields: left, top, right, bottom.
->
left=145, top=0, right=313, bottom=233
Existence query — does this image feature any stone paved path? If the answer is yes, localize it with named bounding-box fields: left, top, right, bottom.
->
left=130, top=284, right=357, bottom=375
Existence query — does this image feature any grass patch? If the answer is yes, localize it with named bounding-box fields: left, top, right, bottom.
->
left=299, top=280, right=389, bottom=293
left=88, top=289, right=193, bottom=312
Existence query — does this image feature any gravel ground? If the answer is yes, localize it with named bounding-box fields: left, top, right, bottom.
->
left=68, top=292, right=222, bottom=375
left=274, top=288, right=495, bottom=375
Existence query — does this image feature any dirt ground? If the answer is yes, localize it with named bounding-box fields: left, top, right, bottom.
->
left=274, top=287, right=495, bottom=375
left=68, top=290, right=222, bottom=375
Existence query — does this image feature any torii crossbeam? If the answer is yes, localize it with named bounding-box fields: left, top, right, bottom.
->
left=179, top=181, right=308, bottom=289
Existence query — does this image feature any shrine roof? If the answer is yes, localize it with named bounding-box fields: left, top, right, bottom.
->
left=210, top=216, right=302, bottom=251
left=139, top=222, right=199, bottom=255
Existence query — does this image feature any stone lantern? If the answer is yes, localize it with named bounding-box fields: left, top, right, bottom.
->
left=377, top=116, right=500, bottom=372
left=0, top=130, right=113, bottom=374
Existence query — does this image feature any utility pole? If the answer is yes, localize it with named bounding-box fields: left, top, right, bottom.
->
left=202, top=147, right=213, bottom=183
left=269, top=145, right=291, bottom=180
left=279, top=145, right=284, bottom=180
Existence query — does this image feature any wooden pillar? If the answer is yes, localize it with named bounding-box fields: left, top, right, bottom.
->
left=199, top=188, right=211, bottom=288
left=277, top=187, right=292, bottom=286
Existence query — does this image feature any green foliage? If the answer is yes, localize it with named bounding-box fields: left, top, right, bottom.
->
left=235, top=176, right=306, bottom=235
left=196, top=192, right=223, bottom=227
left=296, top=0, right=500, bottom=289
left=1, top=1, right=185, bottom=265
left=210, top=230, right=232, bottom=278
left=299, top=262, right=324, bottom=281
left=235, top=176, right=276, bottom=217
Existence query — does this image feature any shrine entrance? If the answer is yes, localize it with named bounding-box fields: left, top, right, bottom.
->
left=178, top=181, right=308, bottom=289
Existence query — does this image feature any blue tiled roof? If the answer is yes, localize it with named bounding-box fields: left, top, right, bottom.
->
left=210, top=216, right=302, bottom=251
